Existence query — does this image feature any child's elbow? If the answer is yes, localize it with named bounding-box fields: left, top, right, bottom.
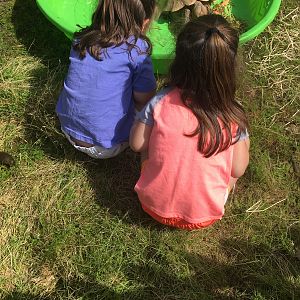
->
left=231, top=139, right=250, bottom=178
left=130, top=142, right=141, bottom=152
left=231, top=168, right=246, bottom=179
left=231, top=158, right=249, bottom=178
left=129, top=138, right=145, bottom=152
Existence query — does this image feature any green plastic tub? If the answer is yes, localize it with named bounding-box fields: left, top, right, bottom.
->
left=36, top=0, right=281, bottom=74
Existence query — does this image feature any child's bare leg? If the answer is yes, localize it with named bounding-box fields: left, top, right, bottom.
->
left=229, top=177, right=238, bottom=192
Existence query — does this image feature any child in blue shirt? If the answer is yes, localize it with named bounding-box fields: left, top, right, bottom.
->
left=56, top=0, right=157, bottom=159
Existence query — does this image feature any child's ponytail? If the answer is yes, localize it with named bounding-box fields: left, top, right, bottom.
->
left=169, top=14, right=248, bottom=157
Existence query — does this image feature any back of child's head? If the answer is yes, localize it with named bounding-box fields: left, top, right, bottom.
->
left=74, top=0, right=156, bottom=59
left=169, top=14, right=248, bottom=157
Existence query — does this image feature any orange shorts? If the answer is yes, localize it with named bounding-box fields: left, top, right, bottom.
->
left=142, top=205, right=217, bottom=230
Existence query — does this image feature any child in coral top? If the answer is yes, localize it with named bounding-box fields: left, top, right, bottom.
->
left=130, top=15, right=250, bottom=230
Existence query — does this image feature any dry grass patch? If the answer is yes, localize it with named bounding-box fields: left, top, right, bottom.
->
left=245, top=6, right=299, bottom=135
left=0, top=0, right=299, bottom=299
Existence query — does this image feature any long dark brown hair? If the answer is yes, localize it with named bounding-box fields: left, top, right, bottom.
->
left=169, top=14, right=248, bottom=157
left=73, top=0, right=156, bottom=60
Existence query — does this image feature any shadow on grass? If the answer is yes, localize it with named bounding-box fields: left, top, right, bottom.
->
left=17, top=75, right=158, bottom=226
left=11, top=0, right=72, bottom=157
left=3, top=238, right=300, bottom=300
left=77, top=152, right=167, bottom=227
left=83, top=151, right=164, bottom=227
left=19, top=78, right=156, bottom=226
left=12, top=0, right=70, bottom=66
left=3, top=293, right=51, bottom=300
left=10, top=0, right=157, bottom=227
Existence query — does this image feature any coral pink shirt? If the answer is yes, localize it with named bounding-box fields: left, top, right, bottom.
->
left=135, top=87, right=237, bottom=223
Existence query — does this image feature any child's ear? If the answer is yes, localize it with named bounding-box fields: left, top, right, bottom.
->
left=142, top=19, right=151, bottom=33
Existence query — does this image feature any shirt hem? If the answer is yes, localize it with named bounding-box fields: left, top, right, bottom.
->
left=61, top=126, right=128, bottom=149
left=139, top=202, right=223, bottom=224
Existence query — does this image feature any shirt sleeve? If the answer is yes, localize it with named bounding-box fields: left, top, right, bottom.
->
left=135, top=87, right=172, bottom=126
left=237, top=128, right=249, bottom=141
left=132, top=55, right=157, bottom=93
left=135, top=97, right=156, bottom=126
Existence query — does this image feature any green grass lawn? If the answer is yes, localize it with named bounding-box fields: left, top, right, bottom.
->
left=0, top=0, right=299, bottom=299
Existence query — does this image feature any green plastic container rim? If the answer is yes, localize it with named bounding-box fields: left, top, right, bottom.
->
left=238, top=0, right=281, bottom=44
left=149, top=0, right=281, bottom=61
left=36, top=0, right=281, bottom=67
left=37, top=0, right=281, bottom=44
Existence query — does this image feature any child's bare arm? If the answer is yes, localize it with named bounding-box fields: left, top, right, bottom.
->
left=133, top=90, right=156, bottom=111
left=231, top=138, right=250, bottom=178
left=130, top=121, right=153, bottom=152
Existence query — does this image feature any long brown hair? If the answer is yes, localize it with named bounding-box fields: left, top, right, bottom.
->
left=73, top=0, right=156, bottom=60
left=169, top=14, right=248, bottom=157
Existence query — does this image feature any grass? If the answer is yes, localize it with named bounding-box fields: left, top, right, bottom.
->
left=0, top=0, right=299, bottom=299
